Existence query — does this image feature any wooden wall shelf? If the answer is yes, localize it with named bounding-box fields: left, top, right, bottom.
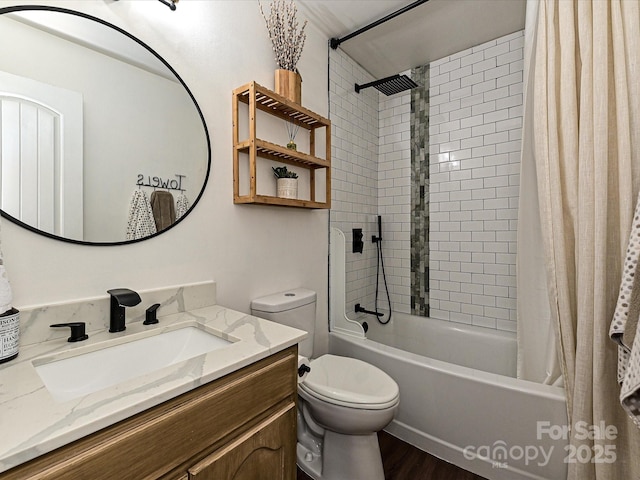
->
left=232, top=82, right=331, bottom=209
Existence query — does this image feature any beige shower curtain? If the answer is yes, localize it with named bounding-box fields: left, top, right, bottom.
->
left=533, top=0, right=640, bottom=478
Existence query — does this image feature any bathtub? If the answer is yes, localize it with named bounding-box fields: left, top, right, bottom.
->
left=329, top=312, right=568, bottom=480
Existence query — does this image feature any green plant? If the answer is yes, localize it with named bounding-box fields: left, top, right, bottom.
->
left=272, top=166, right=298, bottom=179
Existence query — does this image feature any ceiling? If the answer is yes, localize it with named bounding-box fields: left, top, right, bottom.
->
left=298, top=0, right=526, bottom=79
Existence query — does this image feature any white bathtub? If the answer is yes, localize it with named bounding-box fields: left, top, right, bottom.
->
left=329, top=312, right=568, bottom=480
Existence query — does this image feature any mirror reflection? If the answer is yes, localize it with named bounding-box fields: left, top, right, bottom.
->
left=0, top=6, right=210, bottom=244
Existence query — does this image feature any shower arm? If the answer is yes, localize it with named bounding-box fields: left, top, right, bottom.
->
left=330, top=0, right=429, bottom=50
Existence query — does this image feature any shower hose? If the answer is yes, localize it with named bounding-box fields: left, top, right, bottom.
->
left=375, top=232, right=392, bottom=325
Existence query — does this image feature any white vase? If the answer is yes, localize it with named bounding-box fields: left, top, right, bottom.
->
left=277, top=178, right=298, bottom=199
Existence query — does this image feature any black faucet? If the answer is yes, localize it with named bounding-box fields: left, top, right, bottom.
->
left=107, top=288, right=142, bottom=332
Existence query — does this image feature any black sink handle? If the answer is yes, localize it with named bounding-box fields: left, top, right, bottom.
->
left=50, top=322, right=89, bottom=342
left=144, top=303, right=161, bottom=325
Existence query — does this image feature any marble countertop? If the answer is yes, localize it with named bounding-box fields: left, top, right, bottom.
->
left=0, top=304, right=306, bottom=473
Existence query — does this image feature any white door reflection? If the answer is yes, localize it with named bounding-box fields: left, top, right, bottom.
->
left=0, top=70, right=83, bottom=240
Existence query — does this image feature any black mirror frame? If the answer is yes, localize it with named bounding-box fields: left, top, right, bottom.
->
left=0, top=4, right=211, bottom=246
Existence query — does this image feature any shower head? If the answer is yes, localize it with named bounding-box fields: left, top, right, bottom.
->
left=355, top=74, right=418, bottom=96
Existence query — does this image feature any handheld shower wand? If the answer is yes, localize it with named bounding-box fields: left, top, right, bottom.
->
left=354, top=216, right=392, bottom=325
left=372, top=215, right=382, bottom=243
left=374, top=215, right=392, bottom=324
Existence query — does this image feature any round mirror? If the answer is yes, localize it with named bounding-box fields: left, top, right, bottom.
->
left=0, top=5, right=210, bottom=245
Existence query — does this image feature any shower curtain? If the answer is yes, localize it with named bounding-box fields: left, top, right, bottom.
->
left=528, top=0, right=640, bottom=478
left=517, top=0, right=562, bottom=386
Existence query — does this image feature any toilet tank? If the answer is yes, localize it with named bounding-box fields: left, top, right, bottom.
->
left=251, top=288, right=316, bottom=358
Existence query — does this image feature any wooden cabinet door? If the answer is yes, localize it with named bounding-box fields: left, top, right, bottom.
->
left=188, top=403, right=296, bottom=480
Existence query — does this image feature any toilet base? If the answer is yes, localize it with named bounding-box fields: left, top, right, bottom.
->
left=296, top=431, right=385, bottom=480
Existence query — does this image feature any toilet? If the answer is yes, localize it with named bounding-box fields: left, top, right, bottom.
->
left=251, top=288, right=399, bottom=480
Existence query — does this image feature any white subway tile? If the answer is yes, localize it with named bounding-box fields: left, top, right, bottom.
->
left=496, top=140, right=522, bottom=154
left=439, top=58, right=462, bottom=74
left=473, top=57, right=497, bottom=74
left=472, top=101, right=497, bottom=116
left=483, top=154, right=510, bottom=167
left=460, top=114, right=484, bottom=129
left=461, top=136, right=484, bottom=149
left=473, top=38, right=497, bottom=52
left=497, top=48, right=523, bottom=66
left=462, top=302, right=484, bottom=315
left=460, top=92, right=485, bottom=108
left=472, top=123, right=496, bottom=137
left=484, top=86, right=510, bottom=102
left=450, top=107, right=473, bottom=121
left=484, top=64, right=511, bottom=81
left=472, top=78, right=497, bottom=95
left=440, top=99, right=462, bottom=113
left=450, top=65, right=473, bottom=81
left=484, top=131, right=510, bottom=145
left=497, top=71, right=523, bottom=88
left=472, top=293, right=496, bottom=306
left=444, top=165, right=468, bottom=180
left=439, top=140, right=462, bottom=153
left=471, top=145, right=497, bottom=158
left=460, top=51, right=485, bottom=67
left=509, top=35, right=525, bottom=50
left=461, top=72, right=485, bottom=88
left=484, top=41, right=511, bottom=59
left=472, top=188, right=497, bottom=200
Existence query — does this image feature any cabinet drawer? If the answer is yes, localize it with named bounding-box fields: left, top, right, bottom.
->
left=1, top=346, right=297, bottom=480
left=189, top=403, right=296, bottom=480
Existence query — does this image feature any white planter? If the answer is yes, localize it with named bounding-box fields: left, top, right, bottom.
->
left=276, top=178, right=298, bottom=199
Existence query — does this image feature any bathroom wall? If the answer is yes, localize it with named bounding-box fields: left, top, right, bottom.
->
left=329, top=30, right=524, bottom=332
left=377, top=83, right=412, bottom=315
left=1, top=1, right=330, bottom=354
left=328, top=48, right=379, bottom=318
left=428, top=31, right=523, bottom=331
left=328, top=52, right=416, bottom=320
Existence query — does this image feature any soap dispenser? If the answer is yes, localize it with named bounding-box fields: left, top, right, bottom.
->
left=0, top=232, right=18, bottom=363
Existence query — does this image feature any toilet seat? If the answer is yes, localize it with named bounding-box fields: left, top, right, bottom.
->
left=300, top=354, right=399, bottom=410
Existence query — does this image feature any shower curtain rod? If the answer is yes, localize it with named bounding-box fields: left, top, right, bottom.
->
left=330, top=0, right=429, bottom=50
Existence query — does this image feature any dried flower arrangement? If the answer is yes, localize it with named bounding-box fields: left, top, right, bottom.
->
left=259, top=0, right=307, bottom=72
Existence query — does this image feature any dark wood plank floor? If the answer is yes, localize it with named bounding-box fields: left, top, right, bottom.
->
left=297, top=430, right=487, bottom=480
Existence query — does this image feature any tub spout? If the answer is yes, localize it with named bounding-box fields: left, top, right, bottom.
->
left=355, top=303, right=383, bottom=317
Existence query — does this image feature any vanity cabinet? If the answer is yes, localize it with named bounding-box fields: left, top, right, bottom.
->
left=188, top=405, right=294, bottom=479
left=0, top=346, right=297, bottom=480
left=232, top=81, right=331, bottom=209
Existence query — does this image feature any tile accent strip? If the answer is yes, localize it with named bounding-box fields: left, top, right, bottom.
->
left=410, top=65, right=430, bottom=316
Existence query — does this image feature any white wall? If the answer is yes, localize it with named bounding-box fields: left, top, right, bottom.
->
left=328, top=48, right=379, bottom=319
left=429, top=31, right=523, bottom=331
left=378, top=88, right=412, bottom=314
left=329, top=30, right=524, bottom=333
left=0, top=0, right=330, bottom=355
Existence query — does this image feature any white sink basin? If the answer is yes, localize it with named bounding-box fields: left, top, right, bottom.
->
left=34, top=326, right=233, bottom=402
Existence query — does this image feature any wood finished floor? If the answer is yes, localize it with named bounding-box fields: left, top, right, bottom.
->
left=296, top=431, right=488, bottom=480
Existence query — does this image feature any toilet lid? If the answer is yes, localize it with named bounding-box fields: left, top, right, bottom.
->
left=300, top=355, right=399, bottom=409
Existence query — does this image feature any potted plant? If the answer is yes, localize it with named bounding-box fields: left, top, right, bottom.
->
left=272, top=166, right=298, bottom=199
left=259, top=0, right=307, bottom=104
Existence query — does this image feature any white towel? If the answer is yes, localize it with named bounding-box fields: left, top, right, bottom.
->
left=176, top=193, right=190, bottom=220
left=0, top=219, right=12, bottom=314
left=610, top=192, right=640, bottom=427
left=126, top=190, right=157, bottom=241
